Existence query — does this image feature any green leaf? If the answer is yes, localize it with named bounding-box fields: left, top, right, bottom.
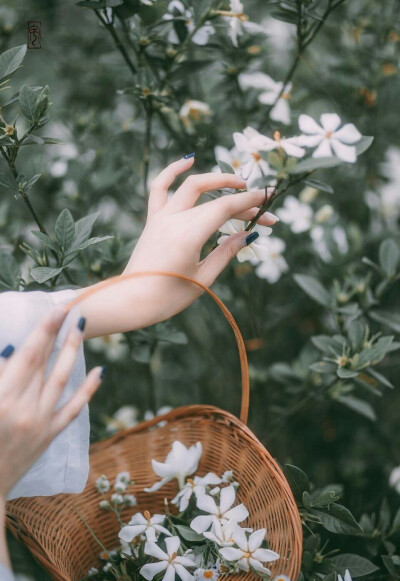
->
left=304, top=178, right=334, bottom=194
left=25, top=173, right=41, bottom=190
left=217, top=160, right=235, bottom=174
left=175, top=525, right=203, bottom=542
left=369, top=310, right=400, bottom=333
left=348, top=320, right=365, bottom=352
left=312, top=335, right=334, bottom=352
left=310, top=503, right=363, bottom=535
left=331, top=554, right=379, bottom=577
left=0, top=171, right=18, bottom=193
left=337, top=367, right=359, bottom=379
left=31, top=267, right=64, bottom=283
left=73, top=212, right=100, bottom=247
left=311, top=487, right=341, bottom=508
left=0, top=45, right=27, bottom=82
left=67, top=235, right=113, bottom=254
left=366, top=367, right=393, bottom=389
left=19, top=85, right=40, bottom=121
left=379, top=239, right=399, bottom=278
left=31, top=231, right=58, bottom=252
left=336, top=395, right=376, bottom=421
left=293, top=274, right=333, bottom=307
left=310, top=361, right=337, bottom=374
left=55, top=209, right=75, bottom=251
left=284, top=464, right=310, bottom=503
left=356, top=135, right=374, bottom=155
left=0, top=252, right=21, bottom=290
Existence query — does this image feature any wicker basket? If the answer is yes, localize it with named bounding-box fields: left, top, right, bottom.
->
left=6, top=272, right=302, bottom=581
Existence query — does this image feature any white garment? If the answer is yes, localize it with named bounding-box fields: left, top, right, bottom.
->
left=0, top=290, right=89, bottom=500
left=0, top=563, right=15, bottom=581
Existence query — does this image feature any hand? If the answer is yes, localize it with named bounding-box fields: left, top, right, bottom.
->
left=80, top=155, right=278, bottom=338
left=0, top=309, right=103, bottom=500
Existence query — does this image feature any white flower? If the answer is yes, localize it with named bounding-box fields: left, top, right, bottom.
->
left=123, top=494, right=137, bottom=507
left=338, top=570, right=352, bottom=581
left=115, top=471, right=130, bottom=492
left=194, top=567, right=219, bottom=581
left=105, top=405, right=139, bottom=433
left=233, top=126, right=274, bottom=186
left=95, top=474, right=111, bottom=494
left=315, top=204, right=334, bottom=223
left=390, top=466, right=400, bottom=493
left=225, top=0, right=266, bottom=47
left=272, top=575, right=291, bottom=581
left=221, top=470, right=234, bottom=483
left=172, top=473, right=222, bottom=512
left=214, top=145, right=246, bottom=176
left=219, top=527, right=280, bottom=575
left=144, top=405, right=173, bottom=422
left=298, top=113, right=362, bottom=163
left=203, top=518, right=240, bottom=547
left=276, top=196, right=313, bottom=233
left=145, top=440, right=202, bottom=492
left=255, top=237, right=289, bottom=284
left=180, top=100, right=211, bottom=127
left=140, top=536, right=197, bottom=581
left=239, top=72, right=292, bottom=125
left=119, top=511, right=172, bottom=543
left=103, top=562, right=113, bottom=572
left=190, top=485, right=249, bottom=533
left=111, top=493, right=123, bottom=506
left=164, top=2, right=215, bottom=45
left=88, top=567, right=99, bottom=575
left=89, top=333, right=129, bottom=361
left=218, top=219, right=272, bottom=263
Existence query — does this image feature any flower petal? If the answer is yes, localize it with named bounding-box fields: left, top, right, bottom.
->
left=119, top=525, right=145, bottom=542
left=154, top=524, right=173, bottom=537
left=281, top=139, right=305, bottom=158
left=196, top=493, right=218, bottom=514
left=237, top=558, right=250, bottom=571
left=129, top=513, right=147, bottom=525
left=298, top=114, right=324, bottom=135
left=224, top=503, right=249, bottom=523
left=248, top=528, right=266, bottom=551
left=140, top=561, right=168, bottom=581
left=220, top=485, right=236, bottom=513
left=249, top=558, right=271, bottom=575
left=270, top=99, right=291, bottom=125
left=312, top=138, right=333, bottom=158
left=233, top=525, right=248, bottom=550
left=219, top=547, right=243, bottom=561
left=151, top=459, right=175, bottom=478
left=175, top=556, right=197, bottom=568
left=190, top=515, right=214, bottom=533
left=252, top=548, right=280, bottom=562
left=165, top=536, right=181, bottom=556
left=320, top=113, right=341, bottom=132
left=234, top=131, right=250, bottom=152
left=199, top=472, right=223, bottom=486
left=237, top=244, right=257, bottom=263
left=144, top=541, right=169, bottom=560
left=164, top=564, right=177, bottom=581
left=175, top=563, right=195, bottom=581
left=333, top=123, right=361, bottom=144
left=144, top=477, right=170, bottom=493
left=330, top=139, right=357, bottom=163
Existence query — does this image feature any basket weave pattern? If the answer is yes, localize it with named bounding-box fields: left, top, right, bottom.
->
left=6, top=272, right=302, bottom=581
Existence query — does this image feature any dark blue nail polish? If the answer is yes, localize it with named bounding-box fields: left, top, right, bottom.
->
left=246, top=232, right=259, bottom=246
left=183, top=152, right=195, bottom=159
left=1, top=344, right=15, bottom=359
left=100, top=366, right=107, bottom=379
left=77, top=317, right=86, bottom=332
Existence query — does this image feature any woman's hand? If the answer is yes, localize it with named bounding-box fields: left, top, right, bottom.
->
left=0, top=310, right=102, bottom=502
left=80, top=155, right=278, bottom=337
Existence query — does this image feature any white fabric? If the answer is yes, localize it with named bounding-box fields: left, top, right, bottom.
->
left=0, top=289, right=89, bottom=500
left=0, top=563, right=15, bottom=581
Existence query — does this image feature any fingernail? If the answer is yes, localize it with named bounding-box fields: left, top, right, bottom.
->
left=245, top=232, right=259, bottom=245
left=1, top=344, right=15, bottom=359
left=77, top=316, right=86, bottom=332
left=265, top=211, right=279, bottom=223
left=100, top=365, right=107, bottom=379
left=183, top=152, right=195, bottom=159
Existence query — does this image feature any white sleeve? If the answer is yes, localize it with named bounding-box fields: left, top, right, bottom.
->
left=0, top=563, right=15, bottom=581
left=0, top=289, right=90, bottom=500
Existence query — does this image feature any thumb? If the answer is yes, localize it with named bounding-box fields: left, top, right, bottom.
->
left=198, top=231, right=259, bottom=286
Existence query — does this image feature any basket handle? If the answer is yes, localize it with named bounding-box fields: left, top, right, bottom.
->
left=65, top=271, right=250, bottom=425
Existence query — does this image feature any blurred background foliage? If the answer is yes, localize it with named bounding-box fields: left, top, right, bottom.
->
left=1, top=0, right=400, bottom=579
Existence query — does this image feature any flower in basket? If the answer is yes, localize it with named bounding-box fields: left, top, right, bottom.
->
left=219, top=527, right=280, bottom=575
left=144, top=440, right=203, bottom=491
left=119, top=511, right=172, bottom=543
left=172, top=473, right=222, bottom=511
left=190, top=485, right=249, bottom=533
left=140, top=535, right=197, bottom=581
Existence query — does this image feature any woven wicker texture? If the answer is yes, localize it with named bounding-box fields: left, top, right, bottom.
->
left=6, top=272, right=302, bottom=581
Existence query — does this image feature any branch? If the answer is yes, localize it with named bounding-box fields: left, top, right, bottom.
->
left=94, top=9, right=137, bottom=75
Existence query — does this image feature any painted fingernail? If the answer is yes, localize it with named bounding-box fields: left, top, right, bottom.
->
left=1, top=344, right=15, bottom=359
left=265, top=211, right=279, bottom=223
left=77, top=316, right=86, bottom=332
left=246, top=232, right=259, bottom=246
left=100, top=365, right=107, bottom=379
left=183, top=152, right=195, bottom=159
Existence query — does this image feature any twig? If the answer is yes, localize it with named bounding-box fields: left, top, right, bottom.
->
left=94, top=9, right=137, bottom=75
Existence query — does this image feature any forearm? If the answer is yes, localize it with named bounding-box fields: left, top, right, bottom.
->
left=0, top=497, right=12, bottom=571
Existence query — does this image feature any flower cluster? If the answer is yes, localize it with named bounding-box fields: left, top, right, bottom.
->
left=88, top=441, right=286, bottom=581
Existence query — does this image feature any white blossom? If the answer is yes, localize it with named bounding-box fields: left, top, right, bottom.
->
left=140, top=536, right=197, bottom=581
left=123, top=494, right=137, bottom=507
left=180, top=100, right=211, bottom=129
left=276, top=195, right=313, bottom=233
left=172, top=473, right=222, bottom=512
left=255, top=237, right=289, bottom=283
left=190, top=485, right=249, bottom=533
left=219, top=527, right=280, bottom=575
left=95, top=474, right=111, bottom=494
left=233, top=126, right=274, bottom=186
left=145, top=440, right=202, bottom=492
left=203, top=518, right=240, bottom=547
left=111, top=493, right=123, bottom=506
left=239, top=72, right=292, bottom=125
left=272, top=575, right=291, bottom=581
left=164, top=1, right=215, bottom=46
left=218, top=219, right=272, bottom=263
left=224, top=0, right=266, bottom=47
left=389, top=466, right=400, bottom=493
left=214, top=145, right=247, bottom=176
left=89, top=333, right=129, bottom=362
left=338, top=570, right=352, bottom=581
left=119, top=511, right=172, bottom=543
left=194, top=567, right=219, bottom=581
left=115, top=471, right=131, bottom=493
left=298, top=113, right=362, bottom=163
left=105, top=405, right=139, bottom=433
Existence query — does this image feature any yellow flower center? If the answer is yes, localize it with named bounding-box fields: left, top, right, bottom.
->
left=273, top=130, right=281, bottom=142
left=282, top=92, right=290, bottom=100
left=144, top=510, right=151, bottom=522
left=204, top=571, right=214, bottom=579
left=232, top=159, right=241, bottom=169
left=326, top=131, right=333, bottom=138
left=252, top=152, right=261, bottom=162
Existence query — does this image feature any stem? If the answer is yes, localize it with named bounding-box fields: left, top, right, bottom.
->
left=94, top=9, right=137, bottom=75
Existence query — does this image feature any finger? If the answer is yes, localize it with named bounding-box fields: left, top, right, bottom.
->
left=194, top=189, right=268, bottom=241
left=50, top=366, right=104, bottom=436
left=40, top=317, right=86, bottom=412
left=232, top=207, right=279, bottom=226
left=198, top=232, right=253, bottom=286
left=167, top=173, right=247, bottom=212
left=0, top=307, right=68, bottom=397
left=148, top=156, right=195, bottom=217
